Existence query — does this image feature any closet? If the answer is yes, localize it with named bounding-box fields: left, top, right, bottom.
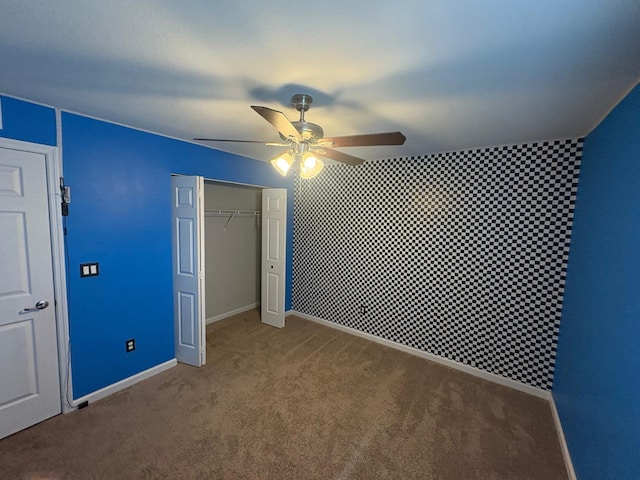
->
left=204, top=181, right=262, bottom=323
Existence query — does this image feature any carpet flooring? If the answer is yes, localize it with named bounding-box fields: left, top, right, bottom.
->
left=0, top=310, right=568, bottom=479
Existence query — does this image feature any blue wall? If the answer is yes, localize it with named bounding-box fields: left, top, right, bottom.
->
left=0, top=94, right=293, bottom=399
left=62, top=114, right=294, bottom=397
left=0, top=95, right=56, bottom=145
left=554, top=83, right=640, bottom=479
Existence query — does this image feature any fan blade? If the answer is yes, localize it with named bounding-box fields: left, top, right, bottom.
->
left=314, top=147, right=365, bottom=166
left=194, top=138, right=290, bottom=147
left=251, top=106, right=302, bottom=142
left=320, top=131, right=406, bottom=148
left=194, top=138, right=272, bottom=143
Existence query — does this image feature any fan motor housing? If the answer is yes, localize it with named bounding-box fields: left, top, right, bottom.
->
left=291, top=121, right=324, bottom=141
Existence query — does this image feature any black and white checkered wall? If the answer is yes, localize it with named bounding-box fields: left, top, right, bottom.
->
left=292, top=139, right=582, bottom=390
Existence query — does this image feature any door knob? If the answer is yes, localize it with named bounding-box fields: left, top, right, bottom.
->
left=22, top=300, right=50, bottom=313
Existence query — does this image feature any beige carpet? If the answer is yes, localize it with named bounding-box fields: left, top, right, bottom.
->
left=0, top=311, right=567, bottom=479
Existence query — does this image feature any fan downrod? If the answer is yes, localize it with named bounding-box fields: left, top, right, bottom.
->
left=288, top=93, right=323, bottom=141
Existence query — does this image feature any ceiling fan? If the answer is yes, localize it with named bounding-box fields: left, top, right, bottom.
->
left=194, top=94, right=406, bottom=178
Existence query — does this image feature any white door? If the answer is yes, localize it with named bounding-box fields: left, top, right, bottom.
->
left=261, top=188, right=287, bottom=328
left=0, top=146, right=61, bottom=439
left=171, top=175, right=206, bottom=366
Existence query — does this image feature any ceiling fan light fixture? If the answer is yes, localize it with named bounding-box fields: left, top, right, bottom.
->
left=200, top=94, right=405, bottom=178
left=299, top=152, right=324, bottom=179
left=270, top=152, right=294, bottom=176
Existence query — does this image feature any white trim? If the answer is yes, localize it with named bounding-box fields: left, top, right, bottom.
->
left=0, top=137, right=72, bottom=414
left=54, top=106, right=261, bottom=159
left=207, top=302, right=260, bottom=325
left=202, top=177, right=273, bottom=190
left=72, top=359, right=177, bottom=406
left=53, top=107, right=75, bottom=413
left=549, top=394, right=577, bottom=480
left=287, top=310, right=549, bottom=399
left=198, top=176, right=206, bottom=366
left=0, top=91, right=59, bottom=110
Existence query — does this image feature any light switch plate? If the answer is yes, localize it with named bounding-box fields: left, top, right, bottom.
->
left=80, top=262, right=100, bottom=277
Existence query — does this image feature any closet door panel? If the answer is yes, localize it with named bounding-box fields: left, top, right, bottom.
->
left=261, top=188, right=286, bottom=328
left=171, top=175, right=205, bottom=366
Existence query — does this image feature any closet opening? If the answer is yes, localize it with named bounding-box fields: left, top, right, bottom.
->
left=203, top=180, right=262, bottom=326
left=171, top=174, right=286, bottom=366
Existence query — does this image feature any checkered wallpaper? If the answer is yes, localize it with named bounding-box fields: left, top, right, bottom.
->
left=292, top=139, right=583, bottom=390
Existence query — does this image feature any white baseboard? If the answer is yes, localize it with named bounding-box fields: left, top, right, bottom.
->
left=549, top=394, right=577, bottom=480
left=287, top=310, right=549, bottom=399
left=71, top=359, right=177, bottom=408
left=207, top=302, right=260, bottom=324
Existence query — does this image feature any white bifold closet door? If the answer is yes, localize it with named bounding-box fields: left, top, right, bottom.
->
left=261, top=188, right=286, bottom=328
left=171, top=175, right=206, bottom=367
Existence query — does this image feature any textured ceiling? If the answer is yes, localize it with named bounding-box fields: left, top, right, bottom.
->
left=1, top=1, right=639, bottom=163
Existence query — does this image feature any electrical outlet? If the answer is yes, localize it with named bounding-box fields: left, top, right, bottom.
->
left=125, top=338, right=135, bottom=352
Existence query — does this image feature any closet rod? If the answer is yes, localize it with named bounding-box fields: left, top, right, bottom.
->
left=205, top=209, right=261, bottom=228
left=204, top=209, right=261, bottom=216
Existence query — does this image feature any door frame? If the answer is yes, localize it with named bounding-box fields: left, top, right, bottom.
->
left=0, top=136, right=72, bottom=413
